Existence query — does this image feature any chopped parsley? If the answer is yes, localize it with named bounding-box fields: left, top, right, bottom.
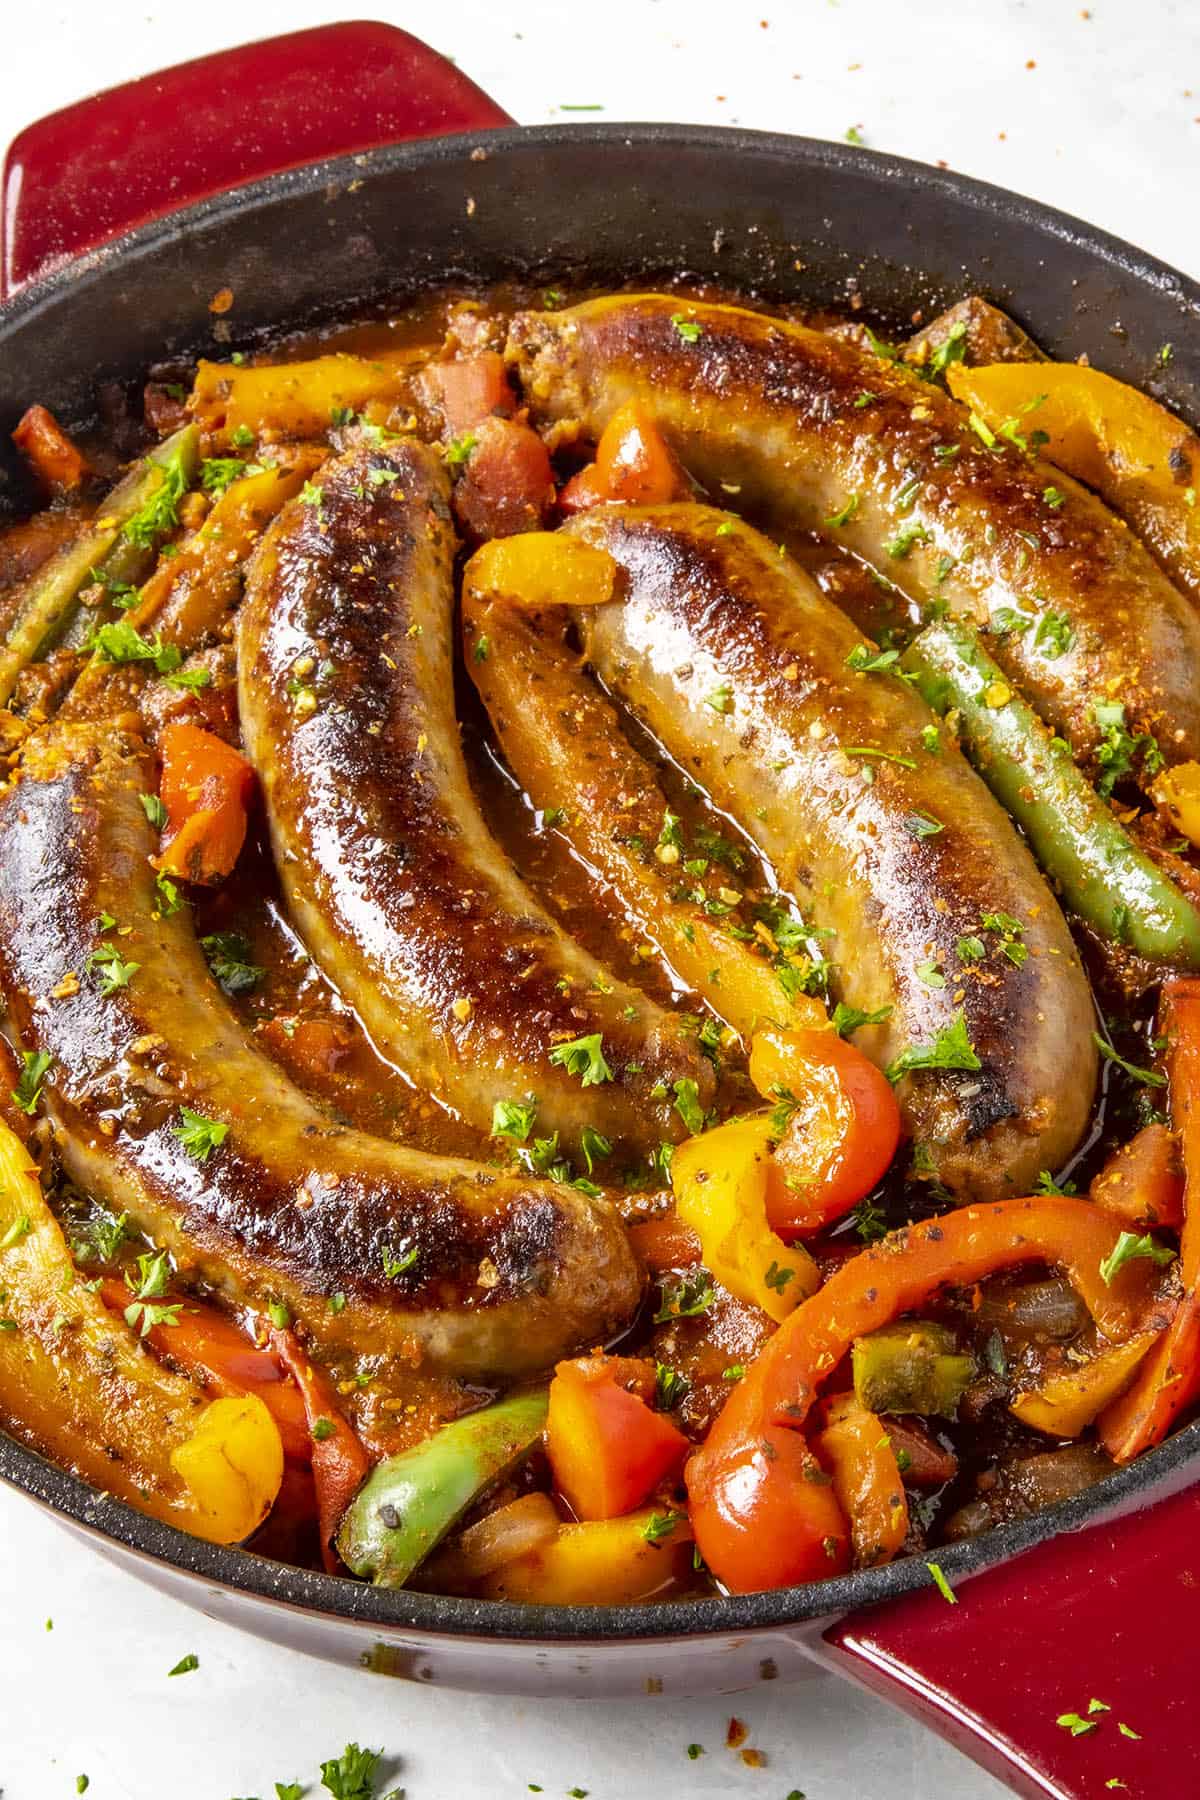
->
left=381, top=1243, right=418, bottom=1279
left=705, top=681, right=734, bottom=714
left=86, top=941, right=139, bottom=996
left=845, top=643, right=899, bottom=673
left=167, top=1653, right=199, bottom=1677
left=125, top=1248, right=170, bottom=1300
left=200, top=456, right=247, bottom=497
left=655, top=1362, right=691, bottom=1410
left=852, top=1195, right=888, bottom=1242
left=0, top=1215, right=32, bottom=1252
left=927, top=321, right=968, bottom=377
left=472, top=633, right=491, bottom=663
left=1042, top=484, right=1066, bottom=510
left=831, top=1002, right=893, bottom=1038
left=1093, top=700, right=1164, bottom=798
left=1033, top=610, right=1073, bottom=659
left=673, top=1077, right=708, bottom=1135
left=11, top=1049, right=52, bottom=1115
left=125, top=1296, right=182, bottom=1337
left=200, top=931, right=264, bottom=995
left=1093, top=1033, right=1166, bottom=1088
left=886, top=522, right=932, bottom=560
left=653, top=1269, right=714, bottom=1323
left=319, top=1744, right=383, bottom=1800
left=925, top=1561, right=958, bottom=1605
left=844, top=746, right=917, bottom=770
left=1099, top=1230, right=1175, bottom=1286
left=139, top=792, right=168, bottom=830
left=491, top=1098, right=537, bottom=1142
left=580, top=1125, right=613, bottom=1173
left=312, top=1417, right=336, bottom=1442
left=164, top=664, right=213, bottom=691
left=86, top=619, right=182, bottom=675
left=825, top=494, right=860, bottom=528
left=670, top=314, right=703, bottom=344
left=886, top=1010, right=980, bottom=1082
left=155, top=872, right=185, bottom=915
left=642, top=1511, right=682, bottom=1543
left=171, top=1107, right=229, bottom=1160
left=902, top=811, right=943, bottom=838
left=123, top=447, right=191, bottom=547
left=548, top=1033, right=613, bottom=1087
left=1056, top=1712, right=1098, bottom=1738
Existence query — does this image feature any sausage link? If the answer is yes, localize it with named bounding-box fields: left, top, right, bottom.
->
left=238, top=438, right=710, bottom=1154
left=0, top=723, right=642, bottom=1378
left=508, top=295, right=1200, bottom=779
left=566, top=502, right=1098, bottom=1198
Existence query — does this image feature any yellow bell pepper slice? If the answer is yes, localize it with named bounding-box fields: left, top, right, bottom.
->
left=192, top=351, right=418, bottom=443
left=947, top=360, right=1200, bottom=606
left=671, top=1116, right=819, bottom=1322
left=1010, top=1332, right=1160, bottom=1439
left=1152, top=761, right=1200, bottom=852
left=465, top=533, right=618, bottom=609
left=0, top=1113, right=282, bottom=1543
left=479, top=1508, right=692, bottom=1604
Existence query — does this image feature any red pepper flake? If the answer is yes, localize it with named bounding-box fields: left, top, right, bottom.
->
left=208, top=288, right=234, bottom=316
left=726, top=1717, right=748, bottom=1749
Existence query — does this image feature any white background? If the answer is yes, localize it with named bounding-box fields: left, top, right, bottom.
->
left=1, top=3, right=1196, bottom=1796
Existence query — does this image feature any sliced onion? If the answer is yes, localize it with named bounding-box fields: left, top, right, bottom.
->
left=976, top=1277, right=1088, bottom=1342
left=437, top=1492, right=561, bottom=1582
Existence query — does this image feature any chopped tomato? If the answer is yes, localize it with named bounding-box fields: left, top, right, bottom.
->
left=12, top=404, right=91, bottom=493
left=452, top=417, right=556, bottom=541
left=748, top=1027, right=902, bottom=1236
left=100, top=1281, right=311, bottom=1463
left=260, top=1015, right=355, bottom=1079
left=558, top=402, right=688, bottom=510
left=425, top=353, right=513, bottom=434
left=153, top=721, right=255, bottom=884
left=270, top=1327, right=372, bottom=1572
left=1089, top=1121, right=1184, bottom=1230
left=546, top=1355, right=688, bottom=1521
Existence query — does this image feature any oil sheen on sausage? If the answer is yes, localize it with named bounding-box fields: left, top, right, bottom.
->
left=0, top=723, right=642, bottom=1378
left=508, top=295, right=1200, bottom=778
left=566, top=502, right=1098, bottom=1198
left=238, top=436, right=711, bottom=1154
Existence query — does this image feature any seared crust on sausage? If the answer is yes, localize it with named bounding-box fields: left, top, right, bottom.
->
left=567, top=502, right=1098, bottom=1198
left=0, top=723, right=642, bottom=1377
left=508, top=295, right=1200, bottom=776
left=238, top=438, right=710, bottom=1153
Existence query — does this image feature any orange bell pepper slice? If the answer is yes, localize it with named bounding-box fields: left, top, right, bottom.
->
left=1100, top=979, right=1200, bottom=1461
left=559, top=401, right=689, bottom=510
left=101, top=1280, right=311, bottom=1464
left=546, top=1356, right=688, bottom=1521
left=270, top=1327, right=372, bottom=1572
left=153, top=721, right=255, bottom=884
left=815, top=1393, right=909, bottom=1569
left=1089, top=1121, right=1184, bottom=1231
left=749, top=1027, right=902, bottom=1235
left=687, top=1196, right=1155, bottom=1593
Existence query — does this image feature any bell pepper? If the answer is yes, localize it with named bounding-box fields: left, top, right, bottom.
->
left=672, top=1117, right=819, bottom=1321
left=153, top=721, right=255, bottom=884
left=749, top=1027, right=902, bottom=1235
left=1012, top=1334, right=1160, bottom=1439
left=546, top=1356, right=688, bottom=1519
left=191, top=351, right=415, bottom=443
left=1153, top=762, right=1200, bottom=852
left=558, top=400, right=689, bottom=510
left=1100, top=979, right=1200, bottom=1461
left=270, top=1326, right=372, bottom=1572
left=815, top=1393, right=908, bottom=1568
left=947, top=359, right=1200, bottom=607
left=627, top=1209, right=702, bottom=1272
left=0, top=423, right=200, bottom=704
left=424, top=352, right=513, bottom=435
left=1090, top=1122, right=1184, bottom=1230
left=687, top=1196, right=1155, bottom=1593
left=0, top=1116, right=281, bottom=1543
left=851, top=1322, right=975, bottom=1418
left=479, top=1507, right=693, bottom=1604
left=12, top=404, right=91, bottom=494
left=100, top=1280, right=311, bottom=1463
left=902, top=615, right=1200, bottom=961
left=463, top=532, right=618, bottom=609
left=336, top=1392, right=548, bottom=1587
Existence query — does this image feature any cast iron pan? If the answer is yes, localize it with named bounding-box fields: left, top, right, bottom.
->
left=2, top=23, right=1199, bottom=1797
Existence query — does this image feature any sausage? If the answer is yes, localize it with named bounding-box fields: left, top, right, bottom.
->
left=237, top=437, right=711, bottom=1155
left=508, top=295, right=1200, bottom=779
left=564, top=502, right=1098, bottom=1198
left=0, top=722, right=642, bottom=1378
left=462, top=569, right=825, bottom=1041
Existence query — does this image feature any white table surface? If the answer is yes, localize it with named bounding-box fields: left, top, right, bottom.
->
left=1, top=2, right=1195, bottom=1795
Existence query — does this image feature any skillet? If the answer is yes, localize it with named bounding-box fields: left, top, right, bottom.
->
left=2, top=23, right=1199, bottom=1797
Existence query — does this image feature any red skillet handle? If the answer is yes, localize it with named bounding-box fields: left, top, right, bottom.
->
left=1, top=22, right=514, bottom=299
left=816, top=1477, right=1200, bottom=1798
